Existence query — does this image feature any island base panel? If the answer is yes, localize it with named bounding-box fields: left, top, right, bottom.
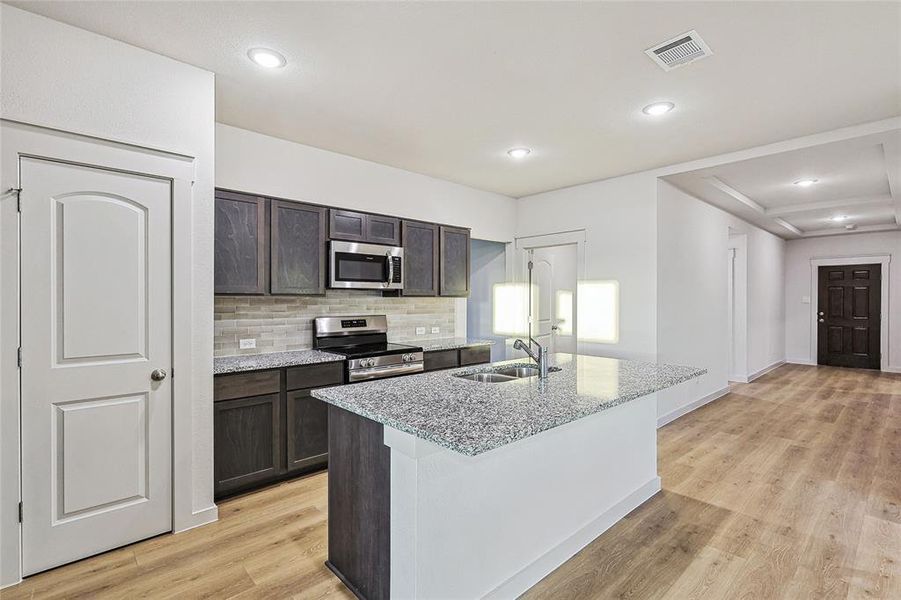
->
left=327, top=405, right=390, bottom=600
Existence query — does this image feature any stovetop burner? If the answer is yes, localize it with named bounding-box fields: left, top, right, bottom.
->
left=312, top=315, right=425, bottom=383
left=325, top=342, right=423, bottom=360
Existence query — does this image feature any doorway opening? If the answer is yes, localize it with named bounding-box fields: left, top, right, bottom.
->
left=511, top=231, right=586, bottom=358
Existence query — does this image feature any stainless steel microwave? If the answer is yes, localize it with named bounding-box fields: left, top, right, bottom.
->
left=329, top=240, right=404, bottom=290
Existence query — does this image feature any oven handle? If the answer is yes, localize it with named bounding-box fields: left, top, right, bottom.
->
left=348, top=362, right=423, bottom=382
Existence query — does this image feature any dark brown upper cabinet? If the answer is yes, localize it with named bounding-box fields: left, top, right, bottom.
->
left=329, top=209, right=400, bottom=245
left=402, top=220, right=439, bottom=296
left=329, top=209, right=367, bottom=242
left=271, top=200, right=327, bottom=295
left=366, top=214, right=401, bottom=246
left=439, top=225, right=471, bottom=297
left=214, top=191, right=268, bottom=294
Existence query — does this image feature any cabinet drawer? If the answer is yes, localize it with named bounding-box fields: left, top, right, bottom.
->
left=286, top=361, right=345, bottom=391
left=423, top=349, right=459, bottom=372
left=214, top=370, right=280, bottom=402
left=460, top=346, right=490, bottom=366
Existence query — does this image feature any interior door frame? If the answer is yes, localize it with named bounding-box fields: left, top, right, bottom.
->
left=0, top=119, right=199, bottom=585
left=512, top=230, right=587, bottom=351
left=808, top=254, right=890, bottom=371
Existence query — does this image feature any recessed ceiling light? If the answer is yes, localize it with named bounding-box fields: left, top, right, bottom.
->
left=247, top=48, right=287, bottom=69
left=642, top=101, right=675, bottom=116
left=507, top=147, right=531, bottom=159
left=831, top=215, right=848, bottom=222
left=794, top=178, right=818, bottom=187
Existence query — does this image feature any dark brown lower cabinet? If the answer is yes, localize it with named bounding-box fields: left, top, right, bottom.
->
left=214, top=393, right=281, bottom=496
left=214, top=362, right=344, bottom=498
left=423, top=346, right=491, bottom=372
left=286, top=388, right=330, bottom=473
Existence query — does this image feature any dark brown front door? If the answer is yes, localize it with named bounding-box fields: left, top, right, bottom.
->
left=817, top=264, right=881, bottom=369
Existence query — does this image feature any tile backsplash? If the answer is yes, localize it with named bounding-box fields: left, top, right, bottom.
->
left=214, top=291, right=457, bottom=356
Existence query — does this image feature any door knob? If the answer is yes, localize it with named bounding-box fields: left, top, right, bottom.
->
left=150, top=369, right=167, bottom=381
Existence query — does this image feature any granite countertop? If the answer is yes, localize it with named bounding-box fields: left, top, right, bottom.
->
left=393, top=338, right=494, bottom=352
left=312, top=353, right=704, bottom=456
left=214, top=349, right=345, bottom=375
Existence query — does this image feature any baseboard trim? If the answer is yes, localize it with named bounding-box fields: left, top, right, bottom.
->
left=483, top=476, right=662, bottom=600
left=0, top=578, right=22, bottom=590
left=786, top=358, right=817, bottom=366
left=657, top=386, right=730, bottom=428
left=174, top=504, right=218, bottom=534
left=747, top=360, right=786, bottom=382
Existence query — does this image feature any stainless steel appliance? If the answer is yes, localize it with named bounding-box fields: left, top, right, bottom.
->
left=329, top=241, right=404, bottom=290
left=313, top=315, right=423, bottom=382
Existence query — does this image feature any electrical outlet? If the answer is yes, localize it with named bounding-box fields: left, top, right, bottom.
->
left=431, top=326, right=440, bottom=334
left=239, top=338, right=256, bottom=349
left=416, top=327, right=426, bottom=335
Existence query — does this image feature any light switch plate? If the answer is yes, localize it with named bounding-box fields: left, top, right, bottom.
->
left=416, top=327, right=426, bottom=335
left=431, top=326, right=440, bottom=334
left=239, top=338, right=256, bottom=349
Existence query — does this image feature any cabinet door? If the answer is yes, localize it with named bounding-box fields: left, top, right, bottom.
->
left=367, top=215, right=401, bottom=246
left=286, top=389, right=330, bottom=473
left=215, top=191, right=267, bottom=294
left=423, top=349, right=459, bottom=372
left=460, top=346, right=490, bottom=366
left=271, top=200, right=326, bottom=295
left=402, top=220, right=438, bottom=296
left=214, top=393, right=280, bottom=497
left=329, top=209, right=367, bottom=242
left=439, top=225, right=471, bottom=297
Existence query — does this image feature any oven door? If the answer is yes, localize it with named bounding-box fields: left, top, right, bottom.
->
left=330, top=241, right=403, bottom=290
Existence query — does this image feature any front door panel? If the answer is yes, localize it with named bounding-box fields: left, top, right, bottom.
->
left=21, top=157, right=172, bottom=575
left=817, top=264, right=881, bottom=369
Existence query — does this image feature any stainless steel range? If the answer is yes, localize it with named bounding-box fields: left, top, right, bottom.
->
left=312, top=315, right=424, bottom=383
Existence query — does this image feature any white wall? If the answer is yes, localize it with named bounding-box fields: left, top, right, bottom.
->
left=655, top=181, right=785, bottom=423
left=216, top=124, right=517, bottom=242
left=0, top=5, right=216, bottom=586
left=516, top=172, right=659, bottom=362
left=468, top=240, right=508, bottom=362
left=785, top=231, right=901, bottom=370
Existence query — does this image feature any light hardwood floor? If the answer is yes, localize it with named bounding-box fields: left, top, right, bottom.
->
left=2, top=364, right=899, bottom=599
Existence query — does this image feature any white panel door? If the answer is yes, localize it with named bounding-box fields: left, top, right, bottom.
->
left=529, top=245, right=578, bottom=354
left=20, top=156, right=172, bottom=575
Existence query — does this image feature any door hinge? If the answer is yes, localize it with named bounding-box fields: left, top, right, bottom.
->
left=17, top=347, right=22, bottom=369
left=18, top=502, right=22, bottom=523
left=9, top=187, right=22, bottom=212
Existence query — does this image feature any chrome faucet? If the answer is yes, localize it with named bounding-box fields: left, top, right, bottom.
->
left=513, top=338, right=549, bottom=379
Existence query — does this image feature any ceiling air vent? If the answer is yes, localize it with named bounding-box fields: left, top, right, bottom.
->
left=645, top=30, right=712, bottom=71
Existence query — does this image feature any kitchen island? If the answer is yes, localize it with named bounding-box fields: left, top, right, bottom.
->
left=312, top=353, right=704, bottom=600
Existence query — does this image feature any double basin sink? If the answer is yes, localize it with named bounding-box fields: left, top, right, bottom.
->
left=454, top=364, right=561, bottom=384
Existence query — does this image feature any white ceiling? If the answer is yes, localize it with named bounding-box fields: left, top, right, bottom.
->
left=663, top=130, right=901, bottom=239
left=8, top=1, right=901, bottom=197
